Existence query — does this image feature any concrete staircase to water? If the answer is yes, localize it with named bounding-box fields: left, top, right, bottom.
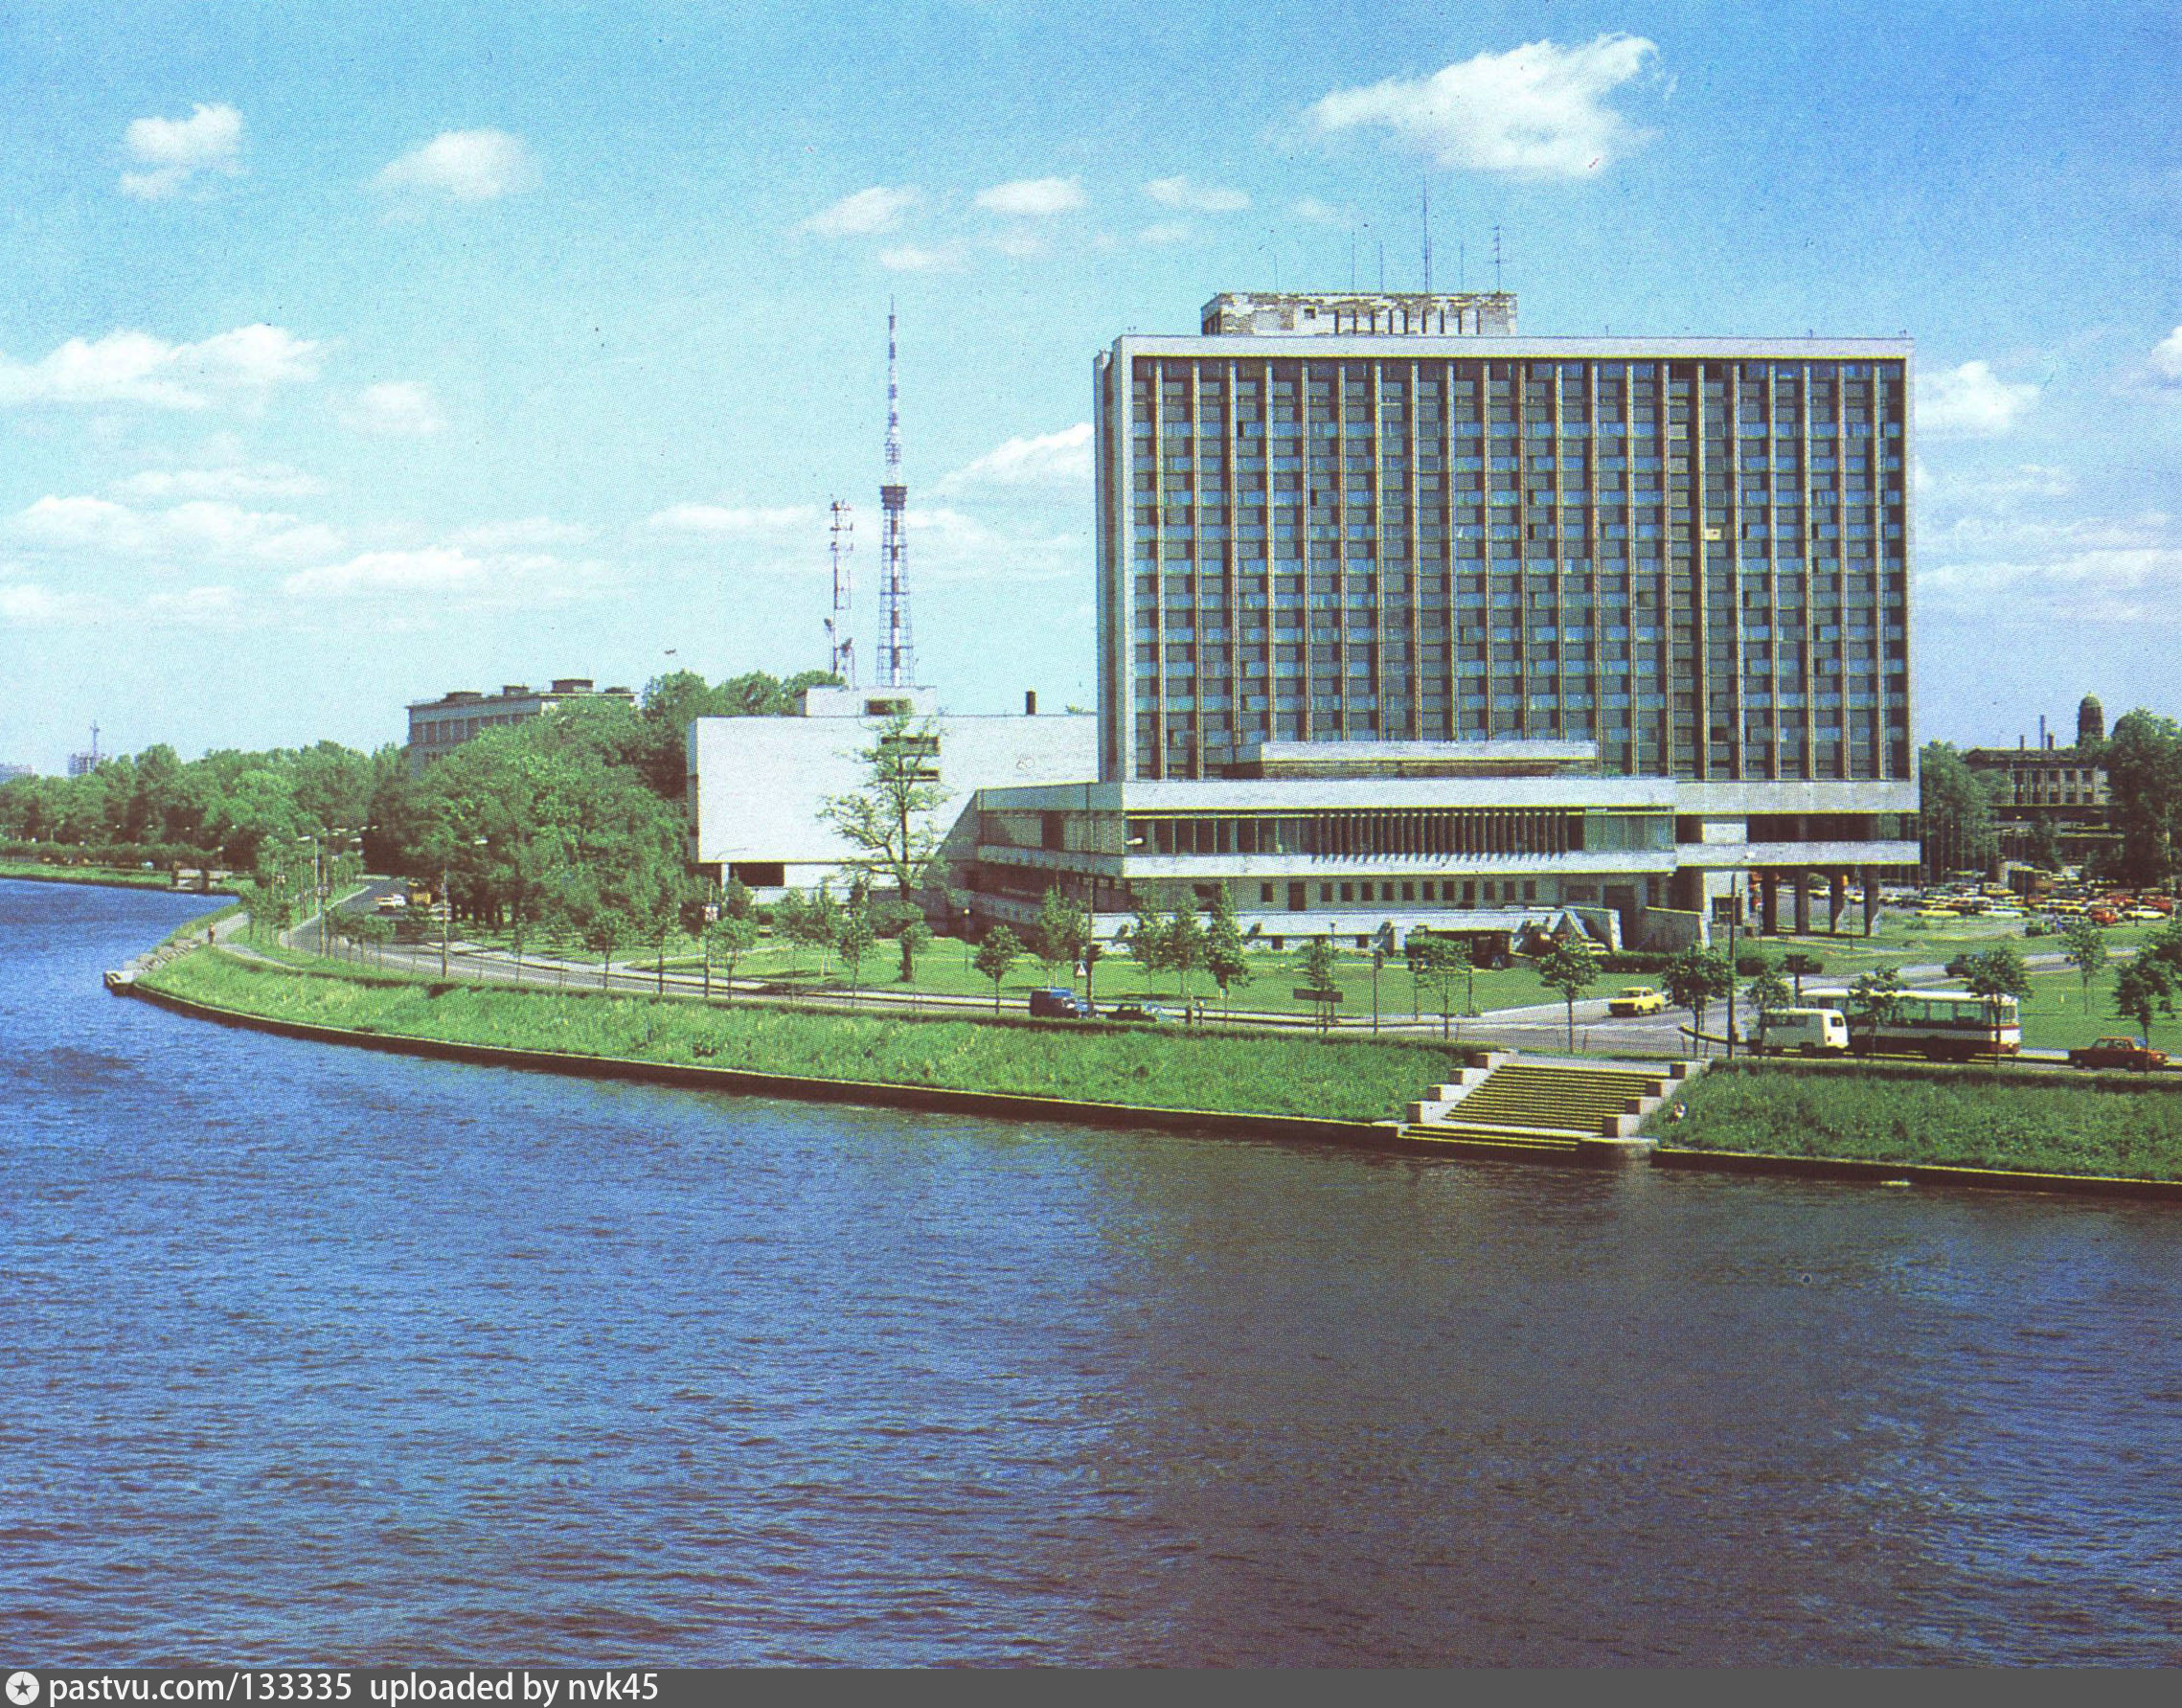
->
left=1403, top=1056, right=1698, bottom=1159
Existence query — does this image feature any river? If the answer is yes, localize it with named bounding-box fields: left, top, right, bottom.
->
left=4, top=879, right=2180, bottom=1665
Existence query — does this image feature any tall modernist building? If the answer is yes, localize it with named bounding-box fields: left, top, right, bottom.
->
left=971, top=291, right=1920, bottom=948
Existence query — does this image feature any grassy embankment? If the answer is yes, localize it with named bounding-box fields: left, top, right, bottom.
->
left=0, top=858, right=179, bottom=890
left=140, top=948, right=1469, bottom=1125
left=1655, top=1059, right=2182, bottom=1182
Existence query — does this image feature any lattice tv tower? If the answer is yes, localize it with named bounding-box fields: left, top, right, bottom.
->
left=876, top=302, right=915, bottom=689
left=823, top=499, right=855, bottom=688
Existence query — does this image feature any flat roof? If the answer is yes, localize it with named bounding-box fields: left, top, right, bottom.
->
left=1113, top=333, right=1913, bottom=361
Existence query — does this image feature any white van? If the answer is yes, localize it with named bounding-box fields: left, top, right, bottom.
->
left=1746, top=1007, right=1851, bottom=1057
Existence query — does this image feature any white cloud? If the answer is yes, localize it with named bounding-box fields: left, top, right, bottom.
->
left=0, top=325, right=321, bottom=410
left=1918, top=360, right=2039, bottom=437
left=12, top=493, right=340, bottom=563
left=345, top=380, right=445, bottom=436
left=803, top=185, right=921, bottom=237
left=144, top=584, right=242, bottom=624
left=879, top=243, right=965, bottom=273
left=120, top=102, right=244, bottom=199
left=1922, top=462, right=2076, bottom=510
left=1919, top=509, right=2182, bottom=626
left=374, top=130, right=537, bottom=203
left=1145, top=175, right=1249, bottom=213
left=939, top=423, right=1092, bottom=494
left=284, top=546, right=486, bottom=598
left=2148, top=326, right=2182, bottom=385
left=449, top=517, right=595, bottom=550
left=974, top=175, right=1085, bottom=216
left=645, top=502, right=817, bottom=535
left=1136, top=221, right=1193, bottom=247
left=1290, top=196, right=1347, bottom=223
left=905, top=505, right=1084, bottom=585
left=0, top=581, right=105, bottom=625
left=112, top=462, right=326, bottom=501
left=1307, top=34, right=1662, bottom=179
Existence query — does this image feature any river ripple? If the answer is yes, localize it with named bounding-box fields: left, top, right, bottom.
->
left=3, top=879, right=2179, bottom=1665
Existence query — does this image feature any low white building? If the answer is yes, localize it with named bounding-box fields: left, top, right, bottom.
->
left=687, top=685, right=1097, bottom=901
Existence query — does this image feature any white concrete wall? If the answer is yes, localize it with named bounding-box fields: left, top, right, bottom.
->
left=689, top=712, right=1096, bottom=892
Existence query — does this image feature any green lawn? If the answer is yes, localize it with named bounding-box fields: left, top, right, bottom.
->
left=1654, top=1059, right=2182, bottom=1181
left=0, top=858, right=178, bottom=890
left=141, top=948, right=1468, bottom=1125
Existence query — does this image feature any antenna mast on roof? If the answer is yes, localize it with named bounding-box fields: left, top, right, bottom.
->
left=877, top=301, right=914, bottom=690
left=1421, top=178, right=1433, bottom=294
left=824, top=499, right=855, bottom=688
left=1493, top=223, right=1504, bottom=294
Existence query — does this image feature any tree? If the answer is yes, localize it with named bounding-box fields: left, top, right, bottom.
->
left=2114, top=960, right=2177, bottom=1047
left=544, top=866, right=634, bottom=991
left=1165, top=905, right=1207, bottom=1017
left=1846, top=965, right=1907, bottom=1056
left=1033, top=885, right=1089, bottom=982
left=973, top=926, right=1022, bottom=1015
left=705, top=913, right=759, bottom=1003
left=820, top=709, right=949, bottom=902
left=895, top=916, right=933, bottom=983
left=721, top=877, right=756, bottom=921
left=1537, top=936, right=1602, bottom=1052
left=1125, top=900, right=1170, bottom=996
left=2103, top=711, right=2182, bottom=887
left=1662, top=945, right=1734, bottom=1052
left=835, top=900, right=877, bottom=998
left=1960, top=944, right=2032, bottom=1059
left=1080, top=934, right=1105, bottom=1010
left=1405, top=934, right=1472, bottom=1039
left=2027, top=815, right=2063, bottom=874
left=1297, top=935, right=1342, bottom=1034
left=2061, top=915, right=2109, bottom=1010
left=1745, top=959, right=1792, bottom=1054
left=1204, top=885, right=1250, bottom=1016
left=1919, top=740, right=2003, bottom=880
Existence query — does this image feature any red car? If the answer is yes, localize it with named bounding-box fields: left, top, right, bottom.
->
left=2068, top=1036, right=2169, bottom=1072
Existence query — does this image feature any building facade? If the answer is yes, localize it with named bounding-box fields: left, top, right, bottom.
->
left=972, top=292, right=1920, bottom=947
left=688, top=686, right=1097, bottom=899
left=406, top=678, right=636, bottom=773
left=1963, top=695, right=2114, bottom=867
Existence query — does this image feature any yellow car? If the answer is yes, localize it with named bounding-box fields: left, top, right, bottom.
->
left=1607, top=986, right=1667, bottom=1016
left=1916, top=907, right=1963, bottom=920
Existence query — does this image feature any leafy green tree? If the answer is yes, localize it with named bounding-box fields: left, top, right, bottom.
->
left=1033, top=885, right=1087, bottom=981
left=1297, top=934, right=1342, bottom=1033
left=2103, top=710, right=2182, bottom=886
left=1125, top=900, right=1170, bottom=996
left=704, top=912, right=760, bottom=1002
left=820, top=709, right=949, bottom=902
left=836, top=900, right=877, bottom=997
left=1919, top=740, right=2003, bottom=880
left=1165, top=905, right=1206, bottom=1016
left=2061, top=915, right=2109, bottom=1009
left=1406, top=934, right=1472, bottom=1038
left=2114, top=960, right=2177, bottom=1047
left=1745, top=959, right=1792, bottom=1053
left=721, top=877, right=756, bottom=921
left=973, top=925, right=1022, bottom=1015
left=1204, top=885, right=1250, bottom=1015
left=1846, top=965, right=1907, bottom=1056
left=1960, top=945, right=2032, bottom=1059
left=544, top=867, right=634, bottom=991
left=2027, top=816, right=2063, bottom=873
left=1537, top=936, right=1602, bottom=1052
left=894, top=916, right=933, bottom=983
left=1663, top=945, right=1735, bottom=1051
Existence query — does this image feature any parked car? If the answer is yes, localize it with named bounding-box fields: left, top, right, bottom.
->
left=1606, top=986, right=1666, bottom=1016
left=1028, top=988, right=1094, bottom=1019
left=1106, top=1001, right=1173, bottom=1024
left=1745, top=1007, right=1852, bottom=1056
left=2068, top=1036, right=2169, bottom=1072
left=2125, top=906, right=2166, bottom=922
left=2088, top=907, right=2121, bottom=926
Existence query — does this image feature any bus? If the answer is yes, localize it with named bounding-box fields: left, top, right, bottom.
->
left=1803, top=989, right=2021, bottom=1059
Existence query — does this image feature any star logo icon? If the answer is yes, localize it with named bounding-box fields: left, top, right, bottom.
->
left=7, top=1674, right=38, bottom=1706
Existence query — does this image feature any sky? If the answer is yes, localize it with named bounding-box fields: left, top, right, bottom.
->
left=1, top=0, right=2178, bottom=771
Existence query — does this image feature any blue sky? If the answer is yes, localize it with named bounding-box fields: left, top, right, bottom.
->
left=2, top=0, right=2177, bottom=769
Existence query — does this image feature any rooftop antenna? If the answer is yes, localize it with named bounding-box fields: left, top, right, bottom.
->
left=824, top=499, right=856, bottom=689
left=1421, top=178, right=1433, bottom=293
left=1493, top=223, right=1504, bottom=294
left=877, top=301, right=914, bottom=690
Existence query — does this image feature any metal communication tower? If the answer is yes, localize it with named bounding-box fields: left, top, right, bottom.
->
left=876, top=302, right=914, bottom=689
left=823, top=499, right=855, bottom=688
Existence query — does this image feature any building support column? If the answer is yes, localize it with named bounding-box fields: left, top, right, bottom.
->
left=1760, top=870, right=1780, bottom=936
left=1829, top=870, right=1848, bottom=935
left=1792, top=871, right=1811, bottom=937
left=1860, top=865, right=1878, bottom=937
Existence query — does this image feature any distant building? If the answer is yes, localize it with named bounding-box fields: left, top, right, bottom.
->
left=0, top=763, right=32, bottom=782
left=406, top=677, right=636, bottom=774
left=687, top=685, right=1097, bottom=898
left=65, top=752, right=98, bottom=779
left=1962, top=694, right=2115, bottom=866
